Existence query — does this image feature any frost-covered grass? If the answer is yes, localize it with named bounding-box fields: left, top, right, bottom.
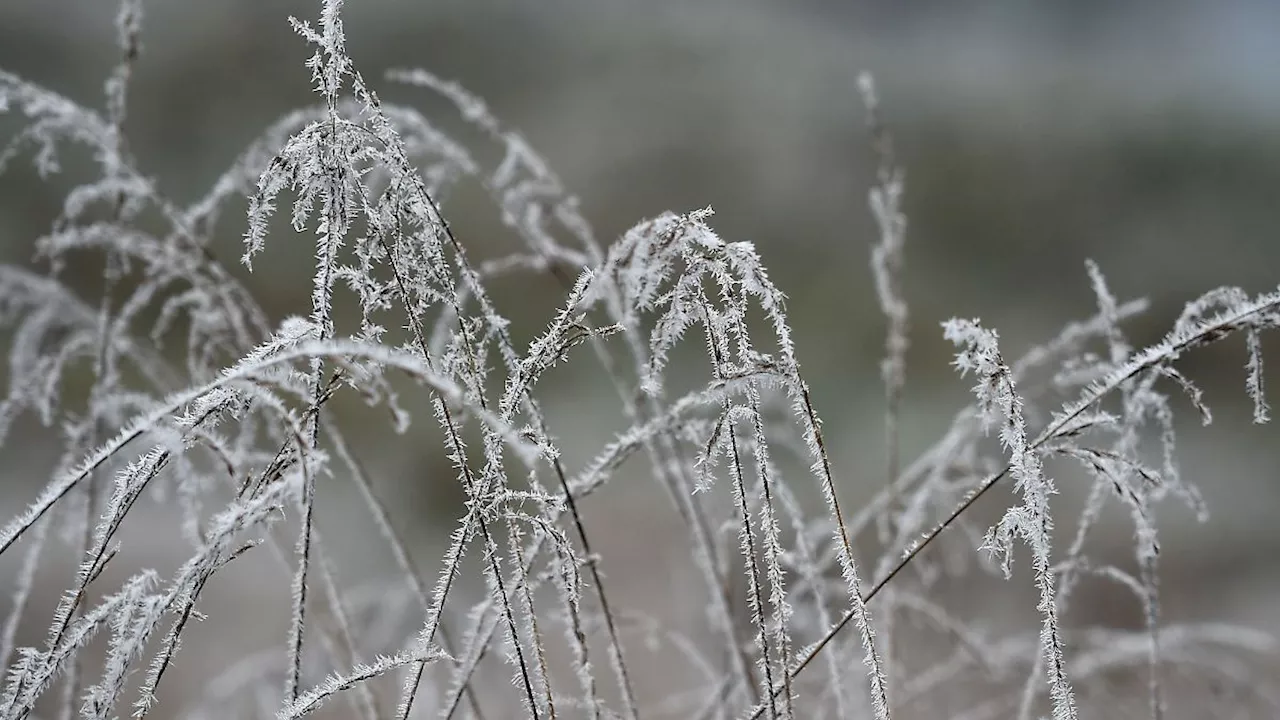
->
left=1, top=2, right=1277, bottom=719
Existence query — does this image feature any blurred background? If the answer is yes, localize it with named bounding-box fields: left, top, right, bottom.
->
left=1, top=0, right=1278, bottom=716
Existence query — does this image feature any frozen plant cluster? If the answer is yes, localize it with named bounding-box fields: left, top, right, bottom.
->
left=0, top=1, right=1277, bottom=719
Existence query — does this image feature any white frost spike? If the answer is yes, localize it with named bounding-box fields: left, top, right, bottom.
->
left=944, top=317, right=1077, bottom=720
